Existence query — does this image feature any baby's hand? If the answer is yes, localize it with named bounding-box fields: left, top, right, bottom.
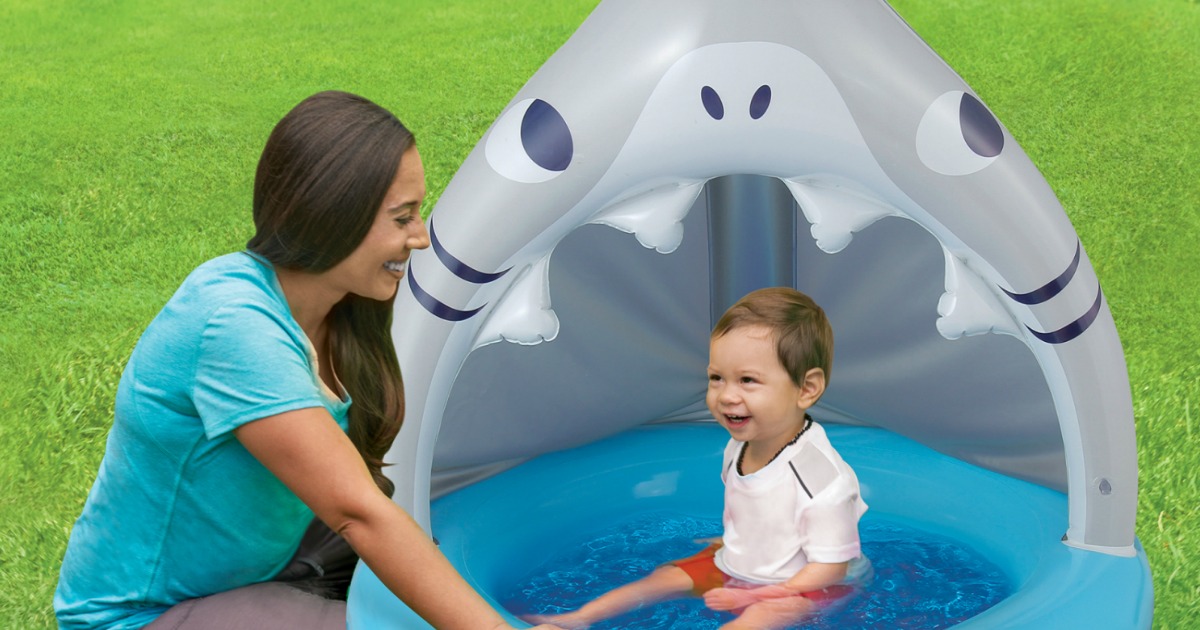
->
left=703, top=585, right=797, bottom=611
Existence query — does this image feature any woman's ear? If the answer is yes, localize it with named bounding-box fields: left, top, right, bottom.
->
left=796, top=367, right=826, bottom=410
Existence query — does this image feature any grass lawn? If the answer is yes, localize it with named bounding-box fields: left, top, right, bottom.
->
left=1, top=0, right=1195, bottom=627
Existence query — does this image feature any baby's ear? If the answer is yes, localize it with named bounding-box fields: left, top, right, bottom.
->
left=797, top=367, right=826, bottom=409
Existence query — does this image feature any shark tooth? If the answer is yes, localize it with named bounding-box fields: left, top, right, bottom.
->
left=590, top=180, right=705, bottom=254
left=474, top=255, right=560, bottom=348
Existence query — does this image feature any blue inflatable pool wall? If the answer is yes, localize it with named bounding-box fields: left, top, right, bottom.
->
left=349, top=425, right=1152, bottom=628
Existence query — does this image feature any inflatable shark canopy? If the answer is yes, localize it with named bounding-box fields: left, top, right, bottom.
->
left=386, top=0, right=1138, bottom=556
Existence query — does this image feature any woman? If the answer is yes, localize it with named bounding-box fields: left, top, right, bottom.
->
left=55, top=91, right=559, bottom=630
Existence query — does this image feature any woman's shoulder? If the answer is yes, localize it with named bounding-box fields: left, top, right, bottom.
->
left=188, top=251, right=271, bottom=285
left=177, top=252, right=283, bottom=307
left=151, top=252, right=290, bottom=334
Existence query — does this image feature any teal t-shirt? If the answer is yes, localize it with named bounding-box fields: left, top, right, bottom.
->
left=54, top=252, right=351, bottom=630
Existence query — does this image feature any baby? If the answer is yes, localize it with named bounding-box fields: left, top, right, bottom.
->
left=526, top=287, right=870, bottom=630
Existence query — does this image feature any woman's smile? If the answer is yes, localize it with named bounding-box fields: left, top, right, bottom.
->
left=322, top=146, right=430, bottom=302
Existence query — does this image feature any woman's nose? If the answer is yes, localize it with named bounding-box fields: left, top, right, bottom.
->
left=409, top=215, right=431, bottom=250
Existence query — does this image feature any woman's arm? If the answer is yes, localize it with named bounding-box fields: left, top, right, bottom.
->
left=236, top=407, right=537, bottom=630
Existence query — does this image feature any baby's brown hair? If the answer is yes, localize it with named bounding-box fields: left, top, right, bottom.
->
left=711, top=287, right=834, bottom=387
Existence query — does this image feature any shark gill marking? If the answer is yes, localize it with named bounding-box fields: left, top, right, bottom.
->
left=407, top=267, right=485, bottom=322
left=430, top=220, right=512, bottom=284
left=408, top=220, right=512, bottom=321
left=1000, top=241, right=1101, bottom=344
left=1001, top=241, right=1081, bottom=305
left=1026, top=286, right=1104, bottom=345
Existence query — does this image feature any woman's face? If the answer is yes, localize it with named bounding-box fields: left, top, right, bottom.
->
left=325, top=146, right=430, bottom=302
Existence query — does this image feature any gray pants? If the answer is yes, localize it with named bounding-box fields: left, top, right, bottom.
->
left=147, top=519, right=355, bottom=630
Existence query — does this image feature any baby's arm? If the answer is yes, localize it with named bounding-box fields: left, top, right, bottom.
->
left=703, top=561, right=848, bottom=611
left=778, top=560, right=848, bottom=593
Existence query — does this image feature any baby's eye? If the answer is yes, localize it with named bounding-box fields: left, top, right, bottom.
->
left=708, top=374, right=722, bottom=383
left=740, top=377, right=756, bottom=384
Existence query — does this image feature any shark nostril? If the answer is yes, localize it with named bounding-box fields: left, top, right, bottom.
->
left=749, top=84, right=771, bottom=119
left=701, top=85, right=724, bottom=120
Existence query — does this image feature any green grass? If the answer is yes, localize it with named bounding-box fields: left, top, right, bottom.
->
left=1, top=0, right=1195, bottom=627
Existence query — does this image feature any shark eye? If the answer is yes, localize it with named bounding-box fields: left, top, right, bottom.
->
left=749, top=84, right=771, bottom=120
left=916, top=91, right=1005, bottom=176
left=701, top=86, right=724, bottom=120
left=485, top=98, right=573, bottom=184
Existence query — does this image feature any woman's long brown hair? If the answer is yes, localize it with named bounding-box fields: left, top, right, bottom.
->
left=247, top=91, right=410, bottom=496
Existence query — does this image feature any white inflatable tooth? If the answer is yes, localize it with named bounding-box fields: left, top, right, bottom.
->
left=474, top=255, right=560, bottom=348
left=784, top=177, right=898, bottom=254
left=590, top=180, right=705, bottom=254
left=936, top=248, right=1021, bottom=340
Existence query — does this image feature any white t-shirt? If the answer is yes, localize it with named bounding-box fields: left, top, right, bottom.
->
left=714, top=421, right=868, bottom=585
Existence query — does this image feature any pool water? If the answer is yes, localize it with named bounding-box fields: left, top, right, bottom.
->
left=501, top=513, right=1011, bottom=629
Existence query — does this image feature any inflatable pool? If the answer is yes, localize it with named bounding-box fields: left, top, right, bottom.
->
left=348, top=424, right=1152, bottom=628
left=348, top=0, right=1154, bottom=626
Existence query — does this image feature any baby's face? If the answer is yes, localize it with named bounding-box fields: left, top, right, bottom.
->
left=706, top=325, right=809, bottom=452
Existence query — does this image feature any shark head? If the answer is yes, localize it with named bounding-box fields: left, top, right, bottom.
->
left=387, top=0, right=1136, bottom=556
